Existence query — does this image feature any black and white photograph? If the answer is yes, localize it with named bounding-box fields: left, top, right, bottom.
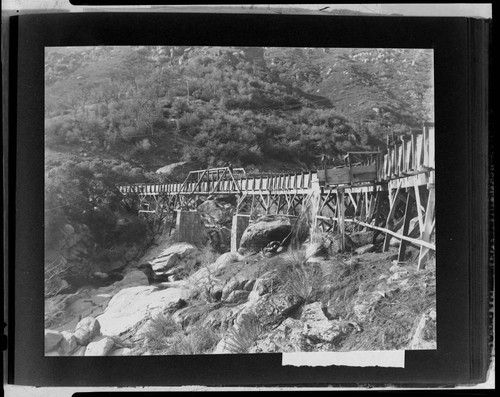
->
left=43, top=45, right=436, bottom=357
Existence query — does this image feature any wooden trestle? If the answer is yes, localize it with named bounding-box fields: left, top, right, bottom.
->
left=118, top=123, right=435, bottom=269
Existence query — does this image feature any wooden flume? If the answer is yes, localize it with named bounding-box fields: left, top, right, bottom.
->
left=118, top=124, right=435, bottom=269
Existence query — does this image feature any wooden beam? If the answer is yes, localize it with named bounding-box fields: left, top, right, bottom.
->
left=397, top=193, right=415, bottom=262
left=413, top=183, right=424, bottom=233
left=338, top=189, right=345, bottom=252
left=318, top=216, right=436, bottom=251
left=383, top=183, right=402, bottom=251
left=418, top=186, right=436, bottom=270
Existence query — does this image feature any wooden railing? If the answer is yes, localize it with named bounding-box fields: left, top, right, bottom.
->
left=378, top=124, right=435, bottom=181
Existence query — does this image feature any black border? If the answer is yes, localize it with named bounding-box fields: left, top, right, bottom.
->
left=10, top=12, right=487, bottom=386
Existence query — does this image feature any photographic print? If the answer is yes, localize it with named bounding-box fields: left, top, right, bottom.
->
left=44, top=46, right=436, bottom=357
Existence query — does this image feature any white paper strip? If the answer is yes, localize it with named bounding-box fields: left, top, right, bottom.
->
left=282, top=350, right=405, bottom=368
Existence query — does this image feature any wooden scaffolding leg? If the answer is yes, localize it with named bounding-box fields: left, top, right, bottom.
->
left=397, top=190, right=415, bottom=263
left=338, top=188, right=345, bottom=252
left=417, top=186, right=436, bottom=270
left=383, top=184, right=402, bottom=251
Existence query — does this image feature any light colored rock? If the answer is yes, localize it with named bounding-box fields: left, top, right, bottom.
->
left=300, top=302, right=328, bottom=322
left=155, top=242, right=199, bottom=259
left=74, top=317, right=101, bottom=345
left=213, top=338, right=232, bottom=354
left=110, top=347, right=134, bottom=356
left=45, top=330, right=63, bottom=352
left=85, top=336, right=115, bottom=356
left=250, top=318, right=304, bottom=353
left=408, top=314, right=436, bottom=350
left=305, top=242, right=326, bottom=259
left=224, top=290, right=250, bottom=304
left=388, top=270, right=409, bottom=283
left=150, top=243, right=200, bottom=276
left=152, top=253, right=179, bottom=273
left=72, top=346, right=86, bottom=356
left=248, top=278, right=271, bottom=302
left=238, top=215, right=292, bottom=256
left=96, top=286, right=191, bottom=336
left=353, top=292, right=383, bottom=322
left=119, top=270, right=150, bottom=287
left=221, top=278, right=241, bottom=301
left=156, top=161, right=187, bottom=175
left=59, top=331, right=78, bottom=355
left=354, top=244, right=376, bottom=255
left=429, top=310, right=437, bottom=322
left=390, top=264, right=403, bottom=273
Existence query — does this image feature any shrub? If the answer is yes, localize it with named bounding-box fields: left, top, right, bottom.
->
left=224, top=313, right=264, bottom=354
left=143, top=312, right=180, bottom=352
left=167, top=325, right=220, bottom=355
left=279, top=250, right=324, bottom=303
left=44, top=298, right=67, bottom=328
left=44, top=252, right=69, bottom=298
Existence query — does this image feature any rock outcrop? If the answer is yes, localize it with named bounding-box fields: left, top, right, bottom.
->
left=149, top=243, right=201, bottom=278
left=238, top=215, right=293, bottom=256
left=45, top=316, right=125, bottom=356
left=96, top=285, right=192, bottom=337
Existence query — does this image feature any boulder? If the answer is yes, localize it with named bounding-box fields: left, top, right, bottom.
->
left=150, top=243, right=200, bottom=275
left=96, top=286, right=191, bottom=336
left=354, top=244, right=376, bottom=255
left=250, top=303, right=346, bottom=353
left=224, top=290, right=250, bottom=304
left=152, top=254, right=180, bottom=273
left=72, top=346, right=86, bottom=356
left=349, top=231, right=375, bottom=247
left=249, top=318, right=304, bottom=353
left=171, top=302, right=214, bottom=328
left=74, top=317, right=101, bottom=345
left=45, top=330, right=63, bottom=352
left=407, top=313, right=437, bottom=350
left=109, top=347, right=133, bottom=356
left=59, top=331, right=78, bottom=355
left=221, top=278, right=242, bottom=301
left=198, top=200, right=227, bottom=225
left=85, top=336, right=115, bottom=356
left=238, top=215, right=293, bottom=256
left=305, top=242, right=328, bottom=260
left=206, top=226, right=231, bottom=252
left=236, top=293, right=303, bottom=329
left=201, top=306, right=238, bottom=330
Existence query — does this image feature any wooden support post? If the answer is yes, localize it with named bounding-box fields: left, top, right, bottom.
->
left=383, top=184, right=402, bottom=251
left=338, top=188, right=345, bottom=252
left=414, top=183, right=424, bottom=233
left=397, top=191, right=415, bottom=263
left=418, top=185, right=435, bottom=270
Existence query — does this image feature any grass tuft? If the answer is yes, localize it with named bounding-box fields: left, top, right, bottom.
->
left=167, top=325, right=220, bottom=355
left=224, top=313, right=264, bottom=354
left=278, top=250, right=324, bottom=303
left=143, top=312, right=180, bottom=352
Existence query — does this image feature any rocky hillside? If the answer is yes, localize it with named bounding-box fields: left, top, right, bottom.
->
left=44, top=46, right=435, bottom=356
left=45, top=208, right=436, bottom=356
left=45, top=46, right=433, bottom=172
